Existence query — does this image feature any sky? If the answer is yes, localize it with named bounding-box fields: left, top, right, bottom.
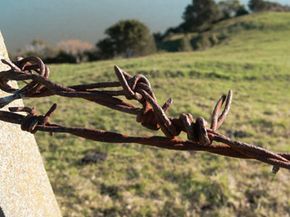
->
left=0, top=0, right=289, bottom=52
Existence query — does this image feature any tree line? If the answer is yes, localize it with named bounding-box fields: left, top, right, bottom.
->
left=14, top=0, right=290, bottom=64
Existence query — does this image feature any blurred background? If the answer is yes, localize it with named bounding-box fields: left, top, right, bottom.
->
left=1, top=0, right=290, bottom=216
left=1, top=0, right=289, bottom=62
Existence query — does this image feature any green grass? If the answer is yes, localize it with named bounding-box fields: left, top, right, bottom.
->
left=25, top=12, right=290, bottom=217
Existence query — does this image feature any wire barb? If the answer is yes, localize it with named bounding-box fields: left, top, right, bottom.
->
left=211, top=90, right=232, bottom=131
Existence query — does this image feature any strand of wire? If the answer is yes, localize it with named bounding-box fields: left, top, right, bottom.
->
left=0, top=57, right=289, bottom=173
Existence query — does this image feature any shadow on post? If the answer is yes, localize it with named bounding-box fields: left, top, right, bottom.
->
left=0, top=207, right=6, bottom=217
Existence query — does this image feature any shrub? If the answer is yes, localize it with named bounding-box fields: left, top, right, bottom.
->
left=182, top=0, right=222, bottom=32
left=97, top=20, right=156, bottom=59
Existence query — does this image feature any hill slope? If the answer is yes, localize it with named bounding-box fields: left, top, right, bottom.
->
left=162, top=12, right=290, bottom=57
left=25, top=12, right=290, bottom=217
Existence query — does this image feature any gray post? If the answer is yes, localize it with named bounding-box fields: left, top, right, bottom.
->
left=0, top=32, right=62, bottom=217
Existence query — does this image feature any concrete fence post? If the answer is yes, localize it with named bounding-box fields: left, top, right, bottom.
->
left=0, top=32, right=62, bottom=217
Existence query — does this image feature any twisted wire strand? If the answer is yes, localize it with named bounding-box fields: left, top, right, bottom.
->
left=0, top=56, right=289, bottom=173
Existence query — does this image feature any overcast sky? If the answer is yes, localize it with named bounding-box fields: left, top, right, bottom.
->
left=0, top=0, right=289, bottom=52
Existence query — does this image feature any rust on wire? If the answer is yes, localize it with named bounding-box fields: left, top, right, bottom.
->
left=0, top=56, right=289, bottom=173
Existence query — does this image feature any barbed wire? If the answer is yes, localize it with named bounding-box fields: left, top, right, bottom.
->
left=0, top=56, right=289, bottom=173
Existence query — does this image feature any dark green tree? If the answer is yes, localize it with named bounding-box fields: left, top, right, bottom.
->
left=182, top=0, right=222, bottom=32
left=249, top=0, right=290, bottom=12
left=96, top=38, right=115, bottom=59
left=218, top=0, right=248, bottom=19
left=97, top=20, right=156, bottom=59
left=248, top=0, right=266, bottom=12
left=236, top=5, right=249, bottom=16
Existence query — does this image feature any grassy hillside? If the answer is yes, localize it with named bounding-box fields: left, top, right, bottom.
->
left=25, top=12, right=290, bottom=217
left=161, top=12, right=290, bottom=53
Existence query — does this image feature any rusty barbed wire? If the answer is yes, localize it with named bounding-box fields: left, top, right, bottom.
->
left=0, top=56, right=289, bottom=173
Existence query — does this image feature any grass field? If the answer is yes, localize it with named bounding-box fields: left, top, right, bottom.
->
left=25, top=12, right=290, bottom=217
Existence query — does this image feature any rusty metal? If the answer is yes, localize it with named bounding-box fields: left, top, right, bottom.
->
left=0, top=56, right=289, bottom=173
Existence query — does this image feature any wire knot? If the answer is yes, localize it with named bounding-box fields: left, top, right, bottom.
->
left=114, top=65, right=154, bottom=101
left=114, top=65, right=177, bottom=136
left=0, top=56, right=50, bottom=96
left=180, top=113, right=211, bottom=146
left=9, top=104, right=57, bottom=134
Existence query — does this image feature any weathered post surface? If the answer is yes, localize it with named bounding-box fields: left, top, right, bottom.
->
left=0, top=32, right=62, bottom=217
